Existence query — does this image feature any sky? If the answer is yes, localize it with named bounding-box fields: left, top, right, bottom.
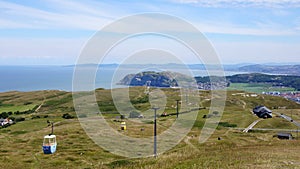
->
left=0, top=0, right=300, bottom=65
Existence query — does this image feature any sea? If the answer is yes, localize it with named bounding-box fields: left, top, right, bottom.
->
left=0, top=65, right=244, bottom=92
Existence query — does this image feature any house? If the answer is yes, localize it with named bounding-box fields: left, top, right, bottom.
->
left=253, top=106, right=272, bottom=118
left=0, top=118, right=13, bottom=126
left=0, top=118, right=4, bottom=126
left=277, top=133, right=293, bottom=140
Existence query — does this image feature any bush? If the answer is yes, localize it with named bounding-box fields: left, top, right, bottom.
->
left=218, top=122, right=237, bottom=128
left=120, top=114, right=126, bottom=119
left=62, top=113, right=74, bottom=119
left=24, top=102, right=33, bottom=105
left=13, top=108, right=35, bottom=115
left=108, top=159, right=133, bottom=168
left=0, top=112, right=9, bottom=119
left=131, top=96, right=149, bottom=104
left=213, top=111, right=219, bottom=115
left=31, top=115, right=41, bottom=119
left=15, top=117, right=25, bottom=122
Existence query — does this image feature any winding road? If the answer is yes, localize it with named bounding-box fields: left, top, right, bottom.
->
left=273, top=112, right=300, bottom=128
left=240, top=111, right=300, bottom=133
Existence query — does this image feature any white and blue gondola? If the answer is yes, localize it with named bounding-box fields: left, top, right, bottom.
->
left=42, top=134, right=57, bottom=154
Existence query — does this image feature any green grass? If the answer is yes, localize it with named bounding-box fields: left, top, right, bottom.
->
left=228, top=83, right=295, bottom=93
left=1, top=88, right=300, bottom=168
left=254, top=117, right=296, bottom=129
left=0, top=104, right=37, bottom=113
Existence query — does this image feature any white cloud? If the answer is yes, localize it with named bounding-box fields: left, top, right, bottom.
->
left=0, top=0, right=299, bottom=36
left=1, top=0, right=300, bottom=65
left=171, top=0, right=300, bottom=8
left=0, top=1, right=118, bottom=30
left=195, top=20, right=297, bottom=36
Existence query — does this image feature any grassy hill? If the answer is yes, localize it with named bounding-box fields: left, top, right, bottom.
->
left=1, top=88, right=300, bottom=168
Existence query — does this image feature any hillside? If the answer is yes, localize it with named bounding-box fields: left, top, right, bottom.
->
left=118, top=71, right=194, bottom=87
left=238, top=64, right=300, bottom=75
left=1, top=88, right=300, bottom=168
left=227, top=73, right=300, bottom=91
left=119, top=71, right=300, bottom=91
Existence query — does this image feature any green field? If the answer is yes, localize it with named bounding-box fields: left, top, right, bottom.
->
left=0, top=104, right=38, bottom=113
left=1, top=88, right=300, bottom=168
left=227, top=83, right=295, bottom=93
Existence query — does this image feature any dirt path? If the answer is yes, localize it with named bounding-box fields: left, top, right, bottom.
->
left=240, top=100, right=246, bottom=109
left=35, top=95, right=46, bottom=113
left=243, top=119, right=263, bottom=133
left=184, top=136, right=200, bottom=152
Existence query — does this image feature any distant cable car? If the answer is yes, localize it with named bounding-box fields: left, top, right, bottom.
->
left=121, top=121, right=126, bottom=130
left=43, top=121, right=57, bottom=154
left=43, top=134, right=57, bottom=154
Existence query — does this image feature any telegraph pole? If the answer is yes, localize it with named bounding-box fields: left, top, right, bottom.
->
left=47, top=120, right=54, bottom=135
left=152, top=107, right=159, bottom=158
left=51, top=122, right=53, bottom=135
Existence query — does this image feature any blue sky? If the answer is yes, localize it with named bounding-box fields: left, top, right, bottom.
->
left=0, top=0, right=300, bottom=65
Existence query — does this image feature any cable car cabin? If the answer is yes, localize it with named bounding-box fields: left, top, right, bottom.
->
left=42, top=135, right=57, bottom=154
left=121, top=121, right=126, bottom=130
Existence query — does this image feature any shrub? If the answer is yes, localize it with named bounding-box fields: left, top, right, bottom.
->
left=24, top=102, right=33, bottom=105
left=108, top=159, right=133, bottom=168
left=15, top=117, right=25, bottom=122
left=131, top=96, right=149, bottom=104
left=218, top=122, right=237, bottom=128
left=62, top=113, right=74, bottom=119
left=0, top=112, right=9, bottom=119
left=213, top=111, right=219, bottom=115
left=31, top=115, right=41, bottom=119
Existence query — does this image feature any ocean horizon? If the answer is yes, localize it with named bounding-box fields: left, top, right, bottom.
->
left=0, top=65, right=244, bottom=92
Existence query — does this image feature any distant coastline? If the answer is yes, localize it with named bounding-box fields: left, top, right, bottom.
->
left=1, top=63, right=300, bottom=92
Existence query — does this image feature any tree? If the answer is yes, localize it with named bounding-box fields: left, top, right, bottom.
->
left=15, top=117, right=25, bottom=122
left=0, top=112, right=8, bottom=119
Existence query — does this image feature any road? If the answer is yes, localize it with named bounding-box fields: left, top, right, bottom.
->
left=236, top=128, right=300, bottom=132
left=273, top=112, right=300, bottom=128
left=243, top=119, right=263, bottom=133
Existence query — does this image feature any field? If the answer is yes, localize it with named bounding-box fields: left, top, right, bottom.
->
left=1, top=88, right=300, bottom=168
left=227, top=83, right=295, bottom=94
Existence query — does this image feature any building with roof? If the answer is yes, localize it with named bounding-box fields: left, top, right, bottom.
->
left=277, top=133, right=293, bottom=140
left=253, top=106, right=272, bottom=118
